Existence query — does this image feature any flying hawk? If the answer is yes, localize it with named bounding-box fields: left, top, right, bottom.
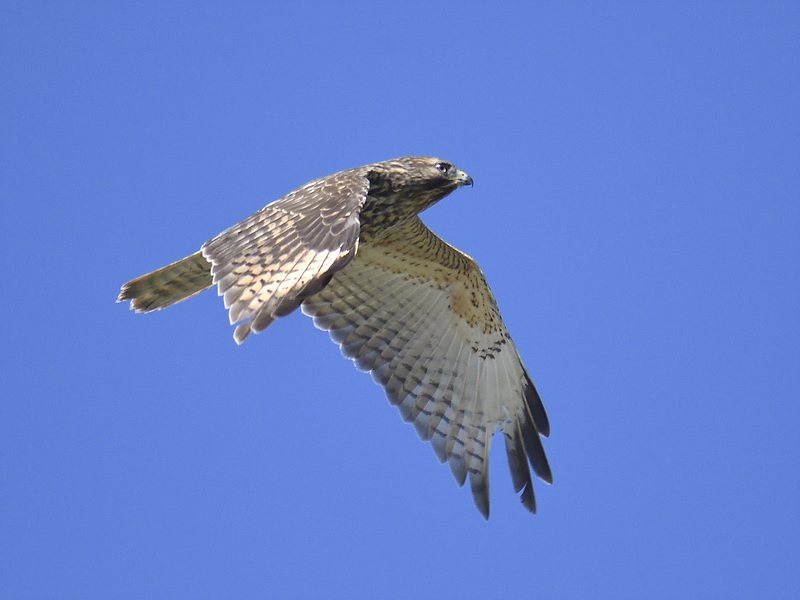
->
left=118, top=157, right=552, bottom=518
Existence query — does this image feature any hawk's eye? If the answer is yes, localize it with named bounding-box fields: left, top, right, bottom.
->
left=435, top=162, right=451, bottom=173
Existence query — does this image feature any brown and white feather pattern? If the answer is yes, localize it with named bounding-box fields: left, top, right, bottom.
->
left=302, top=216, right=551, bottom=518
left=202, top=169, right=369, bottom=343
left=118, top=251, right=213, bottom=312
left=118, top=156, right=552, bottom=518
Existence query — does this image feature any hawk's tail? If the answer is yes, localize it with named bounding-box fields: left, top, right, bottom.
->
left=118, top=251, right=214, bottom=312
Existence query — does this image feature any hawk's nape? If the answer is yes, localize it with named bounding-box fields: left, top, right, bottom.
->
left=118, top=156, right=551, bottom=518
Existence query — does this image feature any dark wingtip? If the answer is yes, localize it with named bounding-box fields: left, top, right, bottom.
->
left=504, top=420, right=540, bottom=514
left=518, top=402, right=553, bottom=484
left=470, top=472, right=491, bottom=520
left=475, top=495, right=490, bottom=520
left=523, top=370, right=550, bottom=437
left=520, top=482, right=537, bottom=514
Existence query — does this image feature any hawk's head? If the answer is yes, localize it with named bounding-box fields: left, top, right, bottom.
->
left=367, top=156, right=473, bottom=213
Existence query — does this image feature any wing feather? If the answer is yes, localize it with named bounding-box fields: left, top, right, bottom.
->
left=302, top=216, right=551, bottom=517
left=345, top=285, right=435, bottom=368
left=203, top=170, right=369, bottom=343
left=352, top=286, right=436, bottom=371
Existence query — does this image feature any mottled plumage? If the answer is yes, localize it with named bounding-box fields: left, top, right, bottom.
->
left=118, top=156, right=551, bottom=518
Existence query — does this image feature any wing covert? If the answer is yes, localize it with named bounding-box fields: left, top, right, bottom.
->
left=202, top=170, right=370, bottom=343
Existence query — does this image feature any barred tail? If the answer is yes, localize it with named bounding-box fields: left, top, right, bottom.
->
left=118, top=251, right=213, bottom=312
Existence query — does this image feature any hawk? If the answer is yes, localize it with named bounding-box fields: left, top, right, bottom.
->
left=118, top=157, right=551, bottom=518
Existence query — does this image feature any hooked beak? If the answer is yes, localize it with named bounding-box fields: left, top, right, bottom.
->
left=455, top=170, right=473, bottom=187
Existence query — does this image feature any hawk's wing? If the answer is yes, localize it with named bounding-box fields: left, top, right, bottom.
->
left=301, top=216, right=551, bottom=518
left=202, top=169, right=369, bottom=343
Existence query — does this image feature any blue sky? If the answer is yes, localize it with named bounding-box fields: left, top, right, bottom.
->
left=2, top=2, right=798, bottom=598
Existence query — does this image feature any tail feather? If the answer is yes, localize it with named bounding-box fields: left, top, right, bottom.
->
left=118, top=251, right=213, bottom=312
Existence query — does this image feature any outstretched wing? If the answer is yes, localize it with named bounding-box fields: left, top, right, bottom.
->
left=202, top=169, right=370, bottom=343
left=301, top=216, right=551, bottom=518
